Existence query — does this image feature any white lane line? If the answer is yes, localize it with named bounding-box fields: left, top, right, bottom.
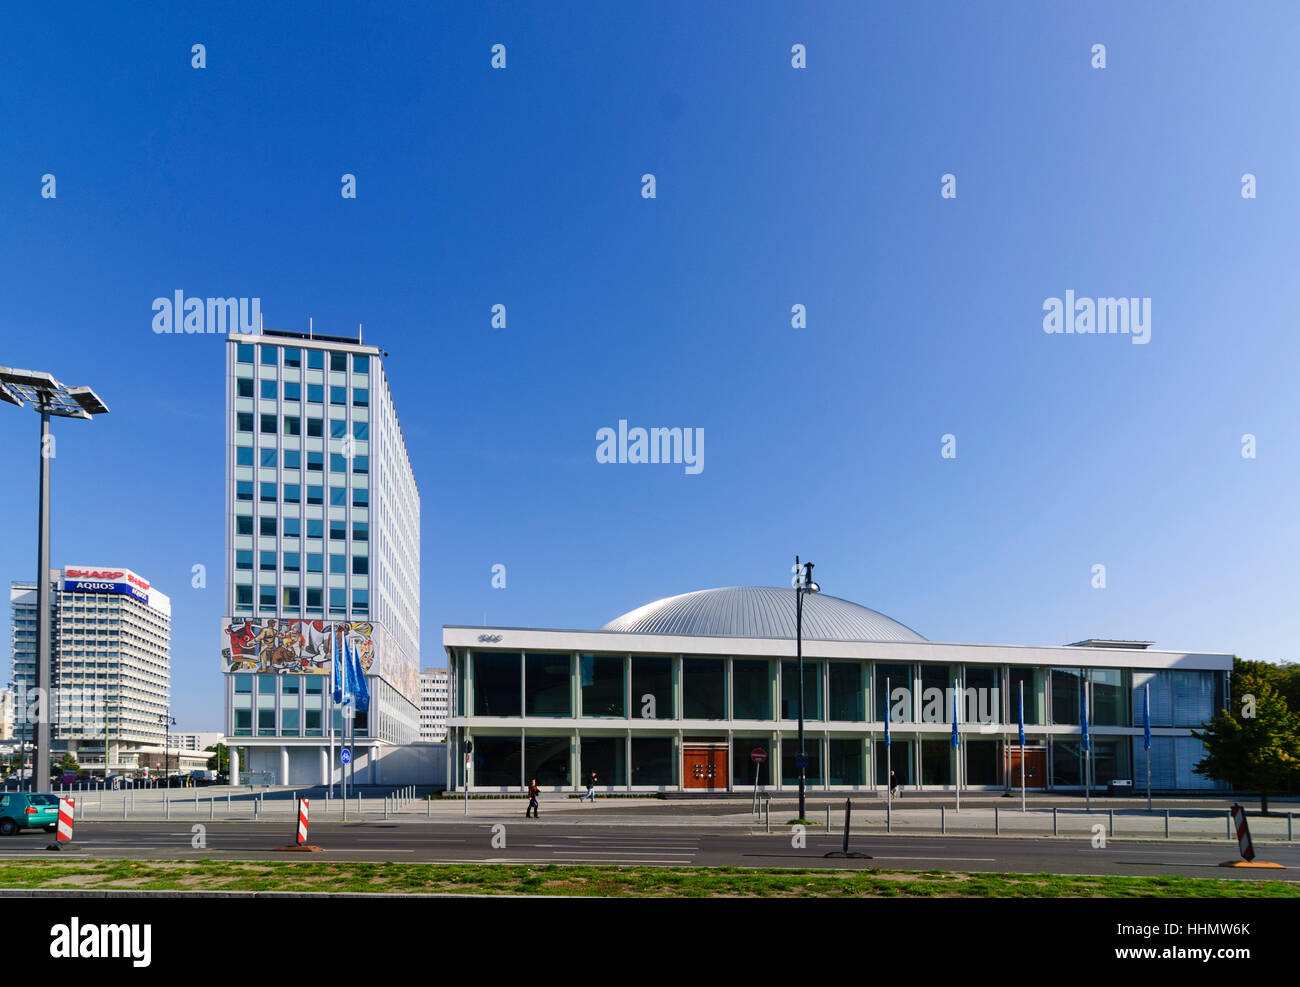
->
left=553, top=852, right=694, bottom=859
left=869, top=856, right=997, bottom=862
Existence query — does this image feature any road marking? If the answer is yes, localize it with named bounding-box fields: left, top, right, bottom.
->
left=869, top=856, right=997, bottom=862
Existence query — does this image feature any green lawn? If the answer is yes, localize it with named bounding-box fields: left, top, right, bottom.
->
left=0, top=859, right=1295, bottom=897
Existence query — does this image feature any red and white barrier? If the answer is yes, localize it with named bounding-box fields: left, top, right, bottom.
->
left=57, top=798, right=75, bottom=843
left=297, top=798, right=309, bottom=846
left=1231, top=803, right=1255, bottom=861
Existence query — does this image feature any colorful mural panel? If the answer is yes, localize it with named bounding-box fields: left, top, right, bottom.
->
left=221, top=618, right=374, bottom=674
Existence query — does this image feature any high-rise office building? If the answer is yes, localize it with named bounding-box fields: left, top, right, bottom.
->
left=222, top=329, right=420, bottom=785
left=10, top=566, right=171, bottom=774
left=419, top=668, right=449, bottom=742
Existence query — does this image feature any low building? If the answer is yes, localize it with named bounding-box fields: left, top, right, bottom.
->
left=442, top=586, right=1231, bottom=794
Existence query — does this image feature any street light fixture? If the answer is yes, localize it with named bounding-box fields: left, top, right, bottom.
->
left=792, top=557, right=820, bottom=822
left=159, top=712, right=177, bottom=784
left=0, top=368, right=109, bottom=791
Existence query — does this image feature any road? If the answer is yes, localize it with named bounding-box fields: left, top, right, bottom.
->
left=1, top=819, right=1297, bottom=881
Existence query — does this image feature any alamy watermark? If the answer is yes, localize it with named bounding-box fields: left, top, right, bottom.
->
left=1042, top=291, right=1150, bottom=345
left=596, top=420, right=704, bottom=475
left=152, top=291, right=261, bottom=335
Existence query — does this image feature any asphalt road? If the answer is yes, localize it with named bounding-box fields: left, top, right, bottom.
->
left=1, top=820, right=1297, bottom=881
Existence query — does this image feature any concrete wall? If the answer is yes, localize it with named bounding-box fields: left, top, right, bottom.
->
left=374, top=743, right=446, bottom=786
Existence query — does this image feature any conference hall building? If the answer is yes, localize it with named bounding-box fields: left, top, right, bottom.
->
left=442, top=586, right=1231, bottom=794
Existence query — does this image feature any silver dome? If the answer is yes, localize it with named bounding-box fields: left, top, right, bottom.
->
left=601, top=586, right=926, bottom=643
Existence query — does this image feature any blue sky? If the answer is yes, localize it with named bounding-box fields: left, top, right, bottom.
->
left=2, top=2, right=1297, bottom=730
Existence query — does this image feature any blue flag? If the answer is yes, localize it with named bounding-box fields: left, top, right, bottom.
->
left=351, top=637, right=370, bottom=712
left=1143, top=683, right=1151, bottom=752
left=1017, top=681, right=1026, bottom=748
left=884, top=678, right=891, bottom=747
left=951, top=679, right=959, bottom=750
left=330, top=626, right=343, bottom=704
left=1080, top=682, right=1090, bottom=751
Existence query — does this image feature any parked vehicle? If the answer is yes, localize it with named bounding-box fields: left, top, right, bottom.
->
left=105, top=774, right=133, bottom=789
left=0, top=792, right=60, bottom=835
left=189, top=770, right=217, bottom=785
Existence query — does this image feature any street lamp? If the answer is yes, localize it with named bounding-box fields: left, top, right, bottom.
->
left=792, top=557, right=820, bottom=821
left=159, top=713, right=176, bottom=783
left=0, top=367, right=109, bottom=790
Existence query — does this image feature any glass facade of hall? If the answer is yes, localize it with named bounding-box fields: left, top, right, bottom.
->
left=446, top=649, right=1228, bottom=792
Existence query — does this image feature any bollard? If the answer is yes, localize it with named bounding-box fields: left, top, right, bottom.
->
left=358, top=792, right=362, bottom=813
left=826, top=805, right=830, bottom=831
left=765, top=797, right=770, bottom=833
left=941, top=805, right=946, bottom=835
left=1052, top=806, right=1058, bottom=836
left=1165, top=809, right=1170, bottom=839
left=1227, top=810, right=1233, bottom=840
left=227, top=792, right=231, bottom=813
left=195, top=790, right=199, bottom=814
left=1289, top=813, right=1294, bottom=842
left=209, top=797, right=214, bottom=820
left=385, top=797, right=389, bottom=820
left=1109, top=808, right=1114, bottom=837
left=122, top=792, right=127, bottom=819
left=166, top=796, right=171, bottom=821
left=995, top=805, right=1000, bottom=836
left=427, top=796, right=431, bottom=817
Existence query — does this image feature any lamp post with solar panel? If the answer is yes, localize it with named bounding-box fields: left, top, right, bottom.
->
left=792, top=558, right=819, bottom=821
left=0, top=368, right=109, bottom=791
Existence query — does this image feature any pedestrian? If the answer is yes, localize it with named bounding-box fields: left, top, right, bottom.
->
left=580, top=771, right=597, bottom=803
left=889, top=769, right=901, bottom=798
left=526, top=778, right=540, bottom=818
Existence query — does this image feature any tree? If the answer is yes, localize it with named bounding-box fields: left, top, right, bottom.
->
left=52, top=751, right=79, bottom=779
left=1192, top=674, right=1300, bottom=814
left=205, top=744, right=229, bottom=773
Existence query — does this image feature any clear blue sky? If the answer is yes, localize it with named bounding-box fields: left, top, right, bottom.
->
left=2, top=2, right=1297, bottom=731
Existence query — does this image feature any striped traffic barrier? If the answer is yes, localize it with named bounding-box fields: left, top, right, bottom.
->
left=47, top=798, right=75, bottom=851
left=1220, top=802, right=1285, bottom=869
left=275, top=797, right=321, bottom=852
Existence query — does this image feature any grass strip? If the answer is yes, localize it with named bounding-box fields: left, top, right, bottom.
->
left=0, top=860, right=1294, bottom=898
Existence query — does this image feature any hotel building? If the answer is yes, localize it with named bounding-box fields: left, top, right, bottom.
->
left=10, top=566, right=171, bottom=774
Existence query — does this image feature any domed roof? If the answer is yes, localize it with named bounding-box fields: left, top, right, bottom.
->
left=601, top=586, right=926, bottom=643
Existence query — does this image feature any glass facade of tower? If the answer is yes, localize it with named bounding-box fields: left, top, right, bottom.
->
left=223, top=331, right=420, bottom=784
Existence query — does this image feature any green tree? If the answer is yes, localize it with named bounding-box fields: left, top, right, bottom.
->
left=1192, top=674, right=1300, bottom=814
left=53, top=751, right=79, bottom=779
left=205, top=744, right=229, bottom=773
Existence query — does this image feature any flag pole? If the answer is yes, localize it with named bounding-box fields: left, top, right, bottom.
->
left=328, top=627, right=335, bottom=799
left=953, top=676, right=960, bottom=813
left=1144, top=682, right=1152, bottom=811
left=1082, top=680, right=1090, bottom=811
left=885, top=677, right=892, bottom=829
left=1019, top=679, right=1026, bottom=813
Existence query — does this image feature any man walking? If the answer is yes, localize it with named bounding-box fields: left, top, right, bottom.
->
left=525, top=778, right=540, bottom=818
left=580, top=771, right=597, bottom=803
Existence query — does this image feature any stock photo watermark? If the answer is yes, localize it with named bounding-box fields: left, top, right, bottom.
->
left=596, top=420, right=704, bottom=474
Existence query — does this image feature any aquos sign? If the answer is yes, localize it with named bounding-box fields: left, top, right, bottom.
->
left=62, top=567, right=150, bottom=604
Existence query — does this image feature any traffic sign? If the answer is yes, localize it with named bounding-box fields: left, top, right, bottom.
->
left=795, top=754, right=809, bottom=771
left=340, top=747, right=351, bottom=765
left=750, top=748, right=767, bottom=764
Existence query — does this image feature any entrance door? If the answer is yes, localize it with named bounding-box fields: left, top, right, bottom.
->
left=1007, top=746, right=1046, bottom=789
left=683, top=745, right=727, bottom=791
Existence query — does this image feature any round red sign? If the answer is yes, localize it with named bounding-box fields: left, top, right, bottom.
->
left=750, top=748, right=767, bottom=763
